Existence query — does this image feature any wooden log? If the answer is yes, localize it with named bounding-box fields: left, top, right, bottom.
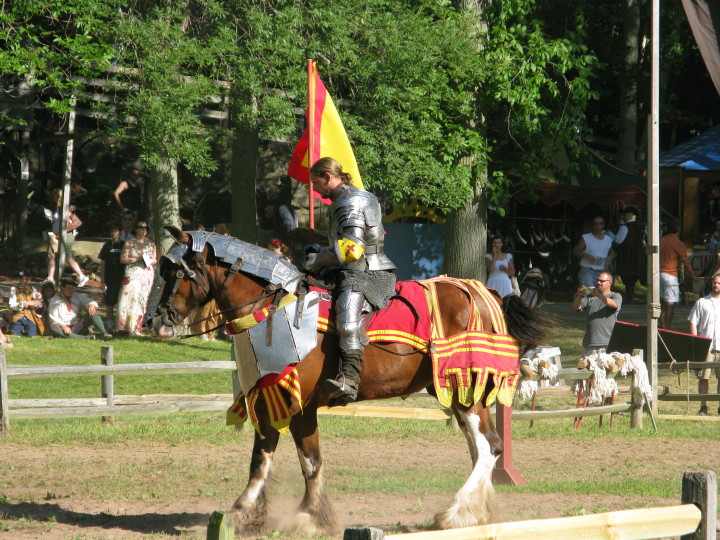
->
left=681, top=470, right=717, bottom=540
left=101, top=345, right=114, bottom=424
left=658, top=414, right=720, bottom=422
left=206, top=511, right=234, bottom=540
left=383, top=504, right=701, bottom=540
left=5, top=360, right=236, bottom=379
left=0, top=351, right=9, bottom=435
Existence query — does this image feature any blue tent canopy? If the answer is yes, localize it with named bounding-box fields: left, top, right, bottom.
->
left=660, top=124, right=720, bottom=170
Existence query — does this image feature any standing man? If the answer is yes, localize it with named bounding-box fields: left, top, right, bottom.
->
left=573, top=216, right=615, bottom=288
left=688, top=273, right=720, bottom=416
left=98, top=225, right=125, bottom=332
left=659, top=219, right=699, bottom=329
left=614, top=206, right=646, bottom=303
left=119, top=210, right=136, bottom=241
left=572, top=271, right=622, bottom=355
left=304, top=157, right=397, bottom=406
left=114, top=168, right=144, bottom=218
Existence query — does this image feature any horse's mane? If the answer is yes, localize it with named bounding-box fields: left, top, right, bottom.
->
left=164, top=231, right=302, bottom=293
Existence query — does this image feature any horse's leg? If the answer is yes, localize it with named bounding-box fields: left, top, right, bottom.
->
left=434, top=403, right=499, bottom=529
left=286, top=408, right=338, bottom=537
left=230, top=427, right=280, bottom=535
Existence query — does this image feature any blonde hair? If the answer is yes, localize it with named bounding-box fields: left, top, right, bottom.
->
left=309, top=157, right=352, bottom=185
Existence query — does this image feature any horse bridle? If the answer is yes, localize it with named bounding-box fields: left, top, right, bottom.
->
left=156, top=249, right=298, bottom=338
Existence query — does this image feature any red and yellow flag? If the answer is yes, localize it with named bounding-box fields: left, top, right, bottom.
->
left=287, top=61, right=363, bottom=205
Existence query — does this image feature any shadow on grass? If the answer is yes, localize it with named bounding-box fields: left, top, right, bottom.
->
left=0, top=500, right=209, bottom=536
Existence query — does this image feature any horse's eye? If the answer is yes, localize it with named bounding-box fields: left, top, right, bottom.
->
left=176, top=269, right=185, bottom=279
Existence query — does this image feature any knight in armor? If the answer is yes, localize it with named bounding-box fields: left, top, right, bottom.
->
left=304, top=157, right=397, bottom=406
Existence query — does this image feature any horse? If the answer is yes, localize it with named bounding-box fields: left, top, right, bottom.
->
left=148, top=226, right=549, bottom=537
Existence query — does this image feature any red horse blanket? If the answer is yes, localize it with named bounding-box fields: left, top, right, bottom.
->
left=227, top=277, right=520, bottom=433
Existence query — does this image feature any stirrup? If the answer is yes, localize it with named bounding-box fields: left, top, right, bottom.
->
left=323, top=374, right=358, bottom=405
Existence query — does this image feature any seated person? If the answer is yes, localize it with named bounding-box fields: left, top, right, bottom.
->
left=48, top=275, right=111, bottom=339
left=8, top=269, right=43, bottom=337
left=39, top=280, right=58, bottom=336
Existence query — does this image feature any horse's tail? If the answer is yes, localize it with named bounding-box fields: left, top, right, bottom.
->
left=502, top=295, right=553, bottom=355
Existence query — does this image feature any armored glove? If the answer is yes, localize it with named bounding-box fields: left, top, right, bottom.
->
left=304, top=247, right=339, bottom=273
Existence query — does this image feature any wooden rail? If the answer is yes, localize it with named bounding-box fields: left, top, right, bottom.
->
left=337, top=471, right=716, bottom=540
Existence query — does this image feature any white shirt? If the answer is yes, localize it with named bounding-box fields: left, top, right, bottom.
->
left=688, top=295, right=720, bottom=350
left=9, top=286, right=41, bottom=312
left=615, top=218, right=636, bottom=245
left=579, top=233, right=613, bottom=270
left=48, top=292, right=98, bottom=327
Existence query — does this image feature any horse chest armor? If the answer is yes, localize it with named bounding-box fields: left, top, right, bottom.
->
left=233, top=291, right=322, bottom=395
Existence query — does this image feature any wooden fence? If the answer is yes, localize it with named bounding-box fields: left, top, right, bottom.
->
left=657, top=360, right=720, bottom=417
left=0, top=346, right=652, bottom=436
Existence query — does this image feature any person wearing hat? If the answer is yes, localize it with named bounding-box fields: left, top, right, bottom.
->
left=614, top=206, right=647, bottom=303
left=48, top=275, right=111, bottom=339
left=8, top=269, right=43, bottom=337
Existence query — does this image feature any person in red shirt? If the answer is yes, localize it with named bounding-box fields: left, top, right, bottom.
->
left=659, top=219, right=699, bottom=328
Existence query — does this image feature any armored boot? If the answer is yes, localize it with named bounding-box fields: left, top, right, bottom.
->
left=323, top=349, right=363, bottom=406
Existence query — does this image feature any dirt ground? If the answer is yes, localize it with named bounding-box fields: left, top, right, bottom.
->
left=1, top=432, right=718, bottom=539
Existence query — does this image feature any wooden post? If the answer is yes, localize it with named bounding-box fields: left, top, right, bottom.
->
left=343, top=527, right=384, bottom=539
left=492, top=404, right=526, bottom=485
left=206, top=511, right=235, bottom=540
left=630, top=349, right=644, bottom=429
left=681, top=470, right=717, bottom=540
left=0, top=351, right=9, bottom=435
left=101, top=346, right=114, bottom=424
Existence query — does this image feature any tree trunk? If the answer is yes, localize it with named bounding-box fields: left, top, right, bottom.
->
left=145, top=155, right=181, bottom=319
left=443, top=163, right=488, bottom=281
left=616, top=0, right=641, bottom=172
left=229, top=89, right=259, bottom=244
left=442, top=0, right=489, bottom=281
left=149, top=156, right=181, bottom=257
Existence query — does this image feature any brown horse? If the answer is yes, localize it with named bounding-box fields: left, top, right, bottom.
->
left=148, top=227, right=548, bottom=537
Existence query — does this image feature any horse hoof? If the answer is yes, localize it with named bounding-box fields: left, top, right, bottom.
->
left=230, top=507, right=267, bottom=536
left=288, top=511, right=338, bottom=538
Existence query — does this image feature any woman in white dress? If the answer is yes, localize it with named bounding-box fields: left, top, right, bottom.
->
left=115, top=221, right=157, bottom=335
left=485, top=235, right=515, bottom=298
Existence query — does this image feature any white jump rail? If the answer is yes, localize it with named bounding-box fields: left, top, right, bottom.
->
left=338, top=471, right=716, bottom=540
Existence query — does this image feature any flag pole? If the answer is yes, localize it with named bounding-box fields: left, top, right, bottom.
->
left=307, top=59, right=316, bottom=229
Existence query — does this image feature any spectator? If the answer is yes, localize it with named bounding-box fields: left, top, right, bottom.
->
left=114, top=168, right=144, bottom=217
left=572, top=271, right=622, bottom=356
left=115, top=220, right=157, bottom=336
left=708, top=219, right=720, bottom=253
left=119, top=210, right=136, bottom=241
left=213, top=223, right=228, bottom=235
left=8, top=269, right=43, bottom=337
left=45, top=189, right=89, bottom=286
left=659, top=219, right=699, bottom=328
left=0, top=327, right=10, bottom=348
left=99, top=225, right=126, bottom=332
left=614, top=206, right=646, bottom=303
left=256, top=185, right=298, bottom=246
left=39, top=280, right=57, bottom=336
left=573, top=216, right=614, bottom=288
left=688, top=273, right=720, bottom=416
left=484, top=235, right=515, bottom=299
left=48, top=275, right=110, bottom=339
left=268, top=238, right=292, bottom=259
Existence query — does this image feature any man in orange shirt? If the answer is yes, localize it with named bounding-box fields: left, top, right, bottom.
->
left=659, top=219, right=699, bottom=328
